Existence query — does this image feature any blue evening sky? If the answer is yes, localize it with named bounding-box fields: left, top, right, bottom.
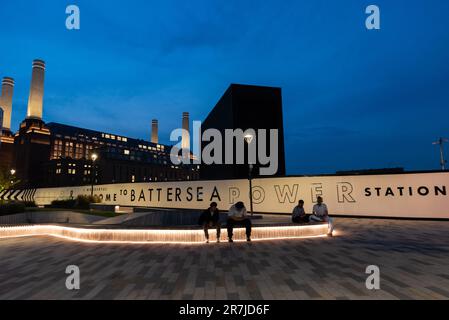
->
left=1, top=0, right=448, bottom=174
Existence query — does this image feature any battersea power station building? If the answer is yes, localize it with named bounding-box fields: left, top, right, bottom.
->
left=0, top=59, right=286, bottom=188
left=0, top=60, right=200, bottom=188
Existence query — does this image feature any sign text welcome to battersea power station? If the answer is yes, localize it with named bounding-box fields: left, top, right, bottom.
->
left=29, top=172, right=449, bottom=219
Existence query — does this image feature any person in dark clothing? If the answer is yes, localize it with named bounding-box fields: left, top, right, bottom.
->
left=227, top=201, right=252, bottom=242
left=292, top=200, right=309, bottom=223
left=199, top=202, right=221, bottom=243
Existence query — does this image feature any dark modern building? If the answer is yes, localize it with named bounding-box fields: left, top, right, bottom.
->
left=200, top=84, right=286, bottom=180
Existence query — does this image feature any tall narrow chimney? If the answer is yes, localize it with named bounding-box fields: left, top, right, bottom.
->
left=0, top=77, right=14, bottom=130
left=27, top=59, right=45, bottom=120
left=151, top=119, right=158, bottom=144
left=182, top=112, right=190, bottom=150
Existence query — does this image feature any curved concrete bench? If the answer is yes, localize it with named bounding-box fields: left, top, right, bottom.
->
left=0, top=223, right=329, bottom=244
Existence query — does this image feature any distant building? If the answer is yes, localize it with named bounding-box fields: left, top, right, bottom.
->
left=41, top=122, right=199, bottom=187
left=336, top=168, right=405, bottom=175
left=200, top=84, right=286, bottom=180
left=0, top=77, right=15, bottom=171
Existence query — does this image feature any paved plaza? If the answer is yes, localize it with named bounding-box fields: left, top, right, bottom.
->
left=1, top=217, right=449, bottom=300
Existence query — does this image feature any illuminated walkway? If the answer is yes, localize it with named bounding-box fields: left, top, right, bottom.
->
left=0, top=218, right=449, bottom=300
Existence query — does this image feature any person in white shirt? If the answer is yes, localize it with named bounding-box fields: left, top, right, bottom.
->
left=310, top=196, right=334, bottom=236
left=227, top=201, right=252, bottom=242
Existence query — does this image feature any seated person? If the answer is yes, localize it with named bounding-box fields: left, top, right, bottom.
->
left=198, top=202, right=221, bottom=243
left=310, top=196, right=334, bottom=236
left=292, top=200, right=308, bottom=223
left=227, top=201, right=252, bottom=242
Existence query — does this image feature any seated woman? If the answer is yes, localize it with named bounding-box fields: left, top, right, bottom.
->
left=292, top=200, right=309, bottom=223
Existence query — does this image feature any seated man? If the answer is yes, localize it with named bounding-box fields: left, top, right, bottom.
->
left=310, top=196, right=334, bottom=236
left=198, top=202, right=221, bottom=243
left=227, top=201, right=252, bottom=242
left=292, top=200, right=308, bottom=223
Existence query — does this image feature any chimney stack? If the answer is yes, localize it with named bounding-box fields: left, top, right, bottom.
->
left=151, top=119, right=158, bottom=144
left=182, top=112, right=190, bottom=150
left=0, top=77, right=14, bottom=130
left=27, top=59, right=45, bottom=120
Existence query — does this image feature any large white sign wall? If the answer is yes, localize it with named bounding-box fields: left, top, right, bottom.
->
left=25, top=172, right=449, bottom=219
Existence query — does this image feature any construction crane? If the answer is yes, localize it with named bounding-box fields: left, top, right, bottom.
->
left=433, top=137, right=448, bottom=171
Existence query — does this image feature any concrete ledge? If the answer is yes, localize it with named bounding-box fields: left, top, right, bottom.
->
left=0, top=223, right=329, bottom=243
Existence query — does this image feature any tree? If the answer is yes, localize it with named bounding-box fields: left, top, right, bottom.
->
left=0, top=165, right=19, bottom=192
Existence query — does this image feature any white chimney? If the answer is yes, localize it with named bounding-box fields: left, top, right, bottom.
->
left=27, top=59, right=45, bottom=120
left=151, top=119, right=158, bottom=144
left=182, top=112, right=190, bottom=150
left=0, top=77, right=14, bottom=130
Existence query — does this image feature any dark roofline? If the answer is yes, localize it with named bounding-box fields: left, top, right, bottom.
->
left=229, top=83, right=282, bottom=90
left=46, top=122, right=172, bottom=147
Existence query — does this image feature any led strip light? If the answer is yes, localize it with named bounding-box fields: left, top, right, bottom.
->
left=0, top=224, right=329, bottom=244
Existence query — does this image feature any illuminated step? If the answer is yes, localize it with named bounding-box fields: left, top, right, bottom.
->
left=0, top=224, right=329, bottom=244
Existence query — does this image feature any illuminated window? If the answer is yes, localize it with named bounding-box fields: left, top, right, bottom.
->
left=52, top=140, right=63, bottom=159
left=122, top=137, right=127, bottom=142
left=124, top=150, right=130, bottom=155
left=75, top=143, right=83, bottom=159
left=85, top=145, right=93, bottom=158
left=64, top=141, right=74, bottom=158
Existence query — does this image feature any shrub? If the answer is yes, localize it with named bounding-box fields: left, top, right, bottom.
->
left=51, top=199, right=77, bottom=209
left=0, top=202, right=26, bottom=216
left=23, top=201, right=37, bottom=208
left=51, top=195, right=101, bottom=210
left=76, top=195, right=102, bottom=209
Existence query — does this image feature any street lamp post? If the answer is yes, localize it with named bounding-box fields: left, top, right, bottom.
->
left=244, top=134, right=254, bottom=217
left=10, top=169, right=16, bottom=186
left=90, top=153, right=98, bottom=198
left=433, top=138, right=448, bottom=171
